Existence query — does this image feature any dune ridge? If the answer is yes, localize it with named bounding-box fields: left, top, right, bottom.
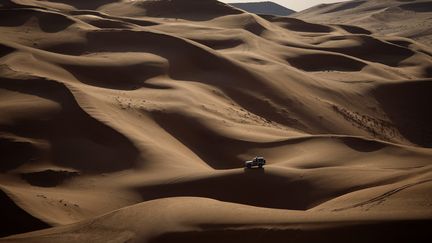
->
left=1, top=0, right=432, bottom=242
left=293, top=0, right=432, bottom=46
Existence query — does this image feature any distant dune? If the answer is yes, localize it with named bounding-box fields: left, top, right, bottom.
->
left=293, top=0, right=432, bottom=45
left=230, top=1, right=295, bottom=16
left=1, top=0, right=432, bottom=242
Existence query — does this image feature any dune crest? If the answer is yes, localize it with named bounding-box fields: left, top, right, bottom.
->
left=1, top=0, right=432, bottom=242
left=293, top=0, right=432, bottom=46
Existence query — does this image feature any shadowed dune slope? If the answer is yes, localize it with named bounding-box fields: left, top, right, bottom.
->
left=0, top=77, right=141, bottom=173
left=0, top=189, right=50, bottom=237
left=0, top=0, right=432, bottom=241
left=372, top=80, right=432, bottom=147
left=0, top=8, right=76, bottom=33
left=230, top=1, right=295, bottom=16
left=98, top=0, right=243, bottom=20
left=2, top=198, right=432, bottom=243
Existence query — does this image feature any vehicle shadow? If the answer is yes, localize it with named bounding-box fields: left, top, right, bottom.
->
left=243, top=167, right=265, bottom=174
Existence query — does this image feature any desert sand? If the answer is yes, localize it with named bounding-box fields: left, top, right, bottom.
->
left=230, top=1, right=295, bottom=16
left=0, top=0, right=432, bottom=242
left=293, top=0, right=432, bottom=46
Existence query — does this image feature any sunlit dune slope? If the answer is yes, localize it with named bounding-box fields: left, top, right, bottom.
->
left=293, top=0, right=432, bottom=46
left=1, top=0, right=431, bottom=242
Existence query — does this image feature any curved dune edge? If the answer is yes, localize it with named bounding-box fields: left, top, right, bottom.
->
left=292, top=0, right=432, bottom=46
left=0, top=189, right=50, bottom=237
left=3, top=197, right=432, bottom=243
left=1, top=0, right=432, bottom=240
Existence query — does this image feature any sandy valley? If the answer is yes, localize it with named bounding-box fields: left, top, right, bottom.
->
left=0, top=0, right=431, bottom=242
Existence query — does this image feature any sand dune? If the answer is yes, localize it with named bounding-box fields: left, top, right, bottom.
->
left=293, top=0, right=432, bottom=46
left=3, top=197, right=432, bottom=242
left=1, top=0, right=432, bottom=242
left=229, top=1, right=295, bottom=16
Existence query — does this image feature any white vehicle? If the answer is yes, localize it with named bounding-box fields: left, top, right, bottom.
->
left=245, top=156, right=266, bottom=168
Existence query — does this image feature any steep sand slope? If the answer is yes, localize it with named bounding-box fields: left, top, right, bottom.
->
left=293, top=0, right=432, bottom=46
left=229, top=1, right=295, bottom=16
left=1, top=0, right=432, bottom=242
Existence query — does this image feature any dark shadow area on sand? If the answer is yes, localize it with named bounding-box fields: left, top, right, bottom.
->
left=150, top=219, right=432, bottom=243
left=0, top=190, right=50, bottom=237
left=372, top=80, right=432, bottom=147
